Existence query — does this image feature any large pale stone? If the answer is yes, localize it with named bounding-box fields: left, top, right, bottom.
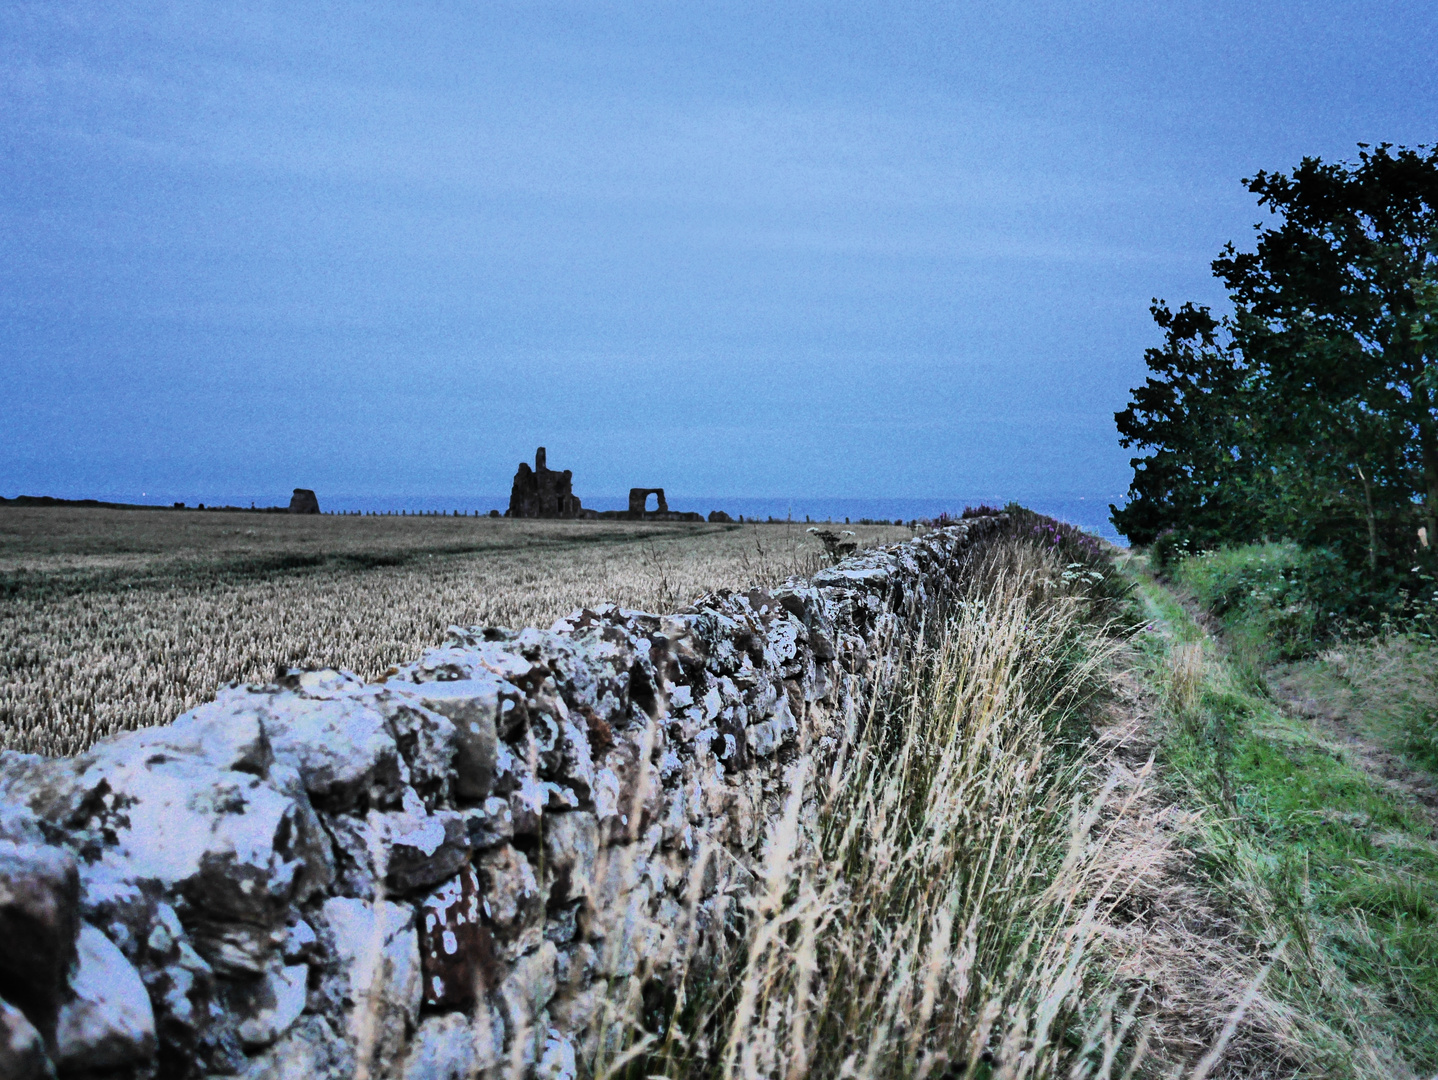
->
left=254, top=692, right=406, bottom=810
left=406, top=680, right=501, bottom=801
left=475, top=846, right=543, bottom=958
left=401, top=1010, right=504, bottom=1080
left=497, top=942, right=558, bottom=1033
left=321, top=897, right=420, bottom=1069
left=543, top=813, right=599, bottom=906
left=54, top=924, right=156, bottom=1073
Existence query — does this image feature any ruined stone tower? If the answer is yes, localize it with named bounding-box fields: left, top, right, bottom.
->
left=506, top=446, right=584, bottom=518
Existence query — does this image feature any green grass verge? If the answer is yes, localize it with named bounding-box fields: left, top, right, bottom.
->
left=1127, top=553, right=1438, bottom=1076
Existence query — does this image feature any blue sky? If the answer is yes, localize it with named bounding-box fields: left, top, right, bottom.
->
left=2, top=1, right=1436, bottom=504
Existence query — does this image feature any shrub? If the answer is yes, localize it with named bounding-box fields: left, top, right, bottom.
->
left=1171, top=543, right=1369, bottom=660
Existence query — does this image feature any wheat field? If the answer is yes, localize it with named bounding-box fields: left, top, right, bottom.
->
left=0, top=507, right=910, bottom=757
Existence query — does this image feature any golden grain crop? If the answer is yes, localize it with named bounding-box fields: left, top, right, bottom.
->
left=0, top=508, right=909, bottom=756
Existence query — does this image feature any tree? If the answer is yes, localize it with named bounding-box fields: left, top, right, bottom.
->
left=1111, top=302, right=1265, bottom=546
left=1216, top=144, right=1438, bottom=553
left=1115, top=144, right=1438, bottom=570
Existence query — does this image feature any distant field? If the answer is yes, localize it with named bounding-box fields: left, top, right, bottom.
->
left=0, top=507, right=910, bottom=756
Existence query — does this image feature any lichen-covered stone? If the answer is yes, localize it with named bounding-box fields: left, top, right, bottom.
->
left=497, top=942, right=558, bottom=1034
left=54, top=924, right=156, bottom=1074
left=104, top=895, right=244, bottom=1074
left=476, top=846, right=544, bottom=960
left=463, top=798, right=514, bottom=850
left=321, top=897, right=421, bottom=1073
left=1, top=716, right=333, bottom=988
left=376, top=800, right=470, bottom=895
left=377, top=696, right=459, bottom=807
left=234, top=963, right=309, bottom=1049
left=536, top=1030, right=578, bottom=1080
left=401, top=681, right=501, bottom=802
left=542, top=813, right=599, bottom=906
left=401, top=1010, right=504, bottom=1080
left=237, top=1014, right=354, bottom=1080
left=251, top=688, right=407, bottom=810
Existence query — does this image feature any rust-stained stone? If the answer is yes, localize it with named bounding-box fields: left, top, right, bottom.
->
left=419, top=864, right=497, bottom=1009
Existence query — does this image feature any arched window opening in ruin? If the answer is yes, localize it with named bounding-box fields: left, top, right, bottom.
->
left=627, top=488, right=668, bottom=517
left=645, top=492, right=659, bottom=513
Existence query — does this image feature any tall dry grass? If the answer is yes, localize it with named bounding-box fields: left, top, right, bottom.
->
left=583, top=540, right=1152, bottom=1080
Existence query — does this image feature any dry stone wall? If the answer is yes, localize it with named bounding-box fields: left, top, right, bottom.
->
left=0, top=517, right=1008, bottom=1080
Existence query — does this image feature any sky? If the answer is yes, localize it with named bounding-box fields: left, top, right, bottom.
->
left=2, top=1, right=1436, bottom=506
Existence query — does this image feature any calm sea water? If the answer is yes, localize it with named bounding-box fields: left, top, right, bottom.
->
left=111, top=493, right=1129, bottom=543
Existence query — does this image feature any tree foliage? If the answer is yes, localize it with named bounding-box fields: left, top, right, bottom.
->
left=1113, top=144, right=1438, bottom=582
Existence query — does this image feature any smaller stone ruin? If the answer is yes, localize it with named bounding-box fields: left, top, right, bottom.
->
left=623, top=489, right=703, bottom=521
left=289, top=489, right=321, bottom=515
left=506, top=449, right=584, bottom=519
left=618, top=487, right=700, bottom=522
left=628, top=489, right=667, bottom=515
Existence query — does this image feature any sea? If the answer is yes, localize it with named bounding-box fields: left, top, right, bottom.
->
left=107, top=493, right=1129, bottom=544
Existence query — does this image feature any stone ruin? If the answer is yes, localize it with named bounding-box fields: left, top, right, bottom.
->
left=621, top=488, right=702, bottom=523
left=627, top=489, right=666, bottom=515
left=0, top=507, right=1011, bottom=1080
left=288, top=490, right=321, bottom=515
left=506, top=449, right=583, bottom=519
left=504, top=448, right=714, bottom=522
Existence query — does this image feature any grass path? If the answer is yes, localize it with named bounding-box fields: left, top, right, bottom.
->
left=1119, top=552, right=1438, bottom=1079
left=1083, top=563, right=1300, bottom=1078
left=1267, top=664, right=1438, bottom=834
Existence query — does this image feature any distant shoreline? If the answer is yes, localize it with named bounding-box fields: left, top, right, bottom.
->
left=2, top=492, right=1128, bottom=541
left=0, top=495, right=287, bottom=513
